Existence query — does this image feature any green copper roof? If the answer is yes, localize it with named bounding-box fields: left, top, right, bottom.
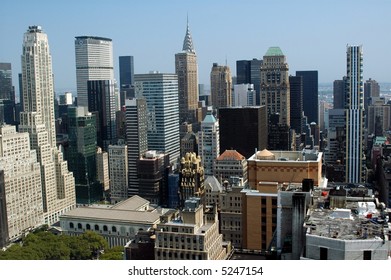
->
left=265, top=46, right=284, bottom=56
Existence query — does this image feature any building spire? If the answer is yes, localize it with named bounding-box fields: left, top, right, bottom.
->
left=182, top=16, right=195, bottom=53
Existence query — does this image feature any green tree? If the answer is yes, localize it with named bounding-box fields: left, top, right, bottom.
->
left=99, top=246, right=124, bottom=260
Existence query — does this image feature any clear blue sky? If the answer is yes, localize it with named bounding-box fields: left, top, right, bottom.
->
left=1, top=0, right=390, bottom=95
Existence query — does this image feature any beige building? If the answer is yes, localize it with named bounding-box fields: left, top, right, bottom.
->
left=154, top=197, right=232, bottom=260
left=97, top=147, right=110, bottom=192
left=214, top=149, right=247, bottom=184
left=175, top=21, right=199, bottom=124
left=210, top=63, right=232, bottom=110
left=0, top=125, right=44, bottom=245
left=248, top=149, right=322, bottom=189
left=204, top=176, right=222, bottom=207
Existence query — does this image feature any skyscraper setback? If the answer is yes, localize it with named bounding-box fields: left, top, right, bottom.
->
left=75, top=36, right=115, bottom=107
left=18, top=26, right=76, bottom=225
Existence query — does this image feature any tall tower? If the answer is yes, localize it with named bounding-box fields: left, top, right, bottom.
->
left=345, top=45, right=364, bottom=183
left=19, top=26, right=76, bottom=224
left=289, top=75, right=303, bottom=134
left=134, top=73, right=180, bottom=165
left=125, top=98, right=148, bottom=197
left=198, top=111, right=220, bottom=176
left=75, top=36, right=115, bottom=107
left=210, top=63, right=232, bottom=110
left=119, top=56, right=135, bottom=105
left=175, top=18, right=199, bottom=124
left=87, top=80, right=117, bottom=150
left=296, top=71, right=318, bottom=125
left=260, top=47, right=290, bottom=126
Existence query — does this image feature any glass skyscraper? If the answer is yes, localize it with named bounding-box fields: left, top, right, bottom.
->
left=134, top=73, right=180, bottom=165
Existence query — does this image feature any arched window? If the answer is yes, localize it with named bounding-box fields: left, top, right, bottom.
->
left=103, top=225, right=108, bottom=232
left=95, top=225, right=99, bottom=231
left=112, top=226, right=117, bottom=233
left=77, top=223, right=82, bottom=229
left=69, top=222, right=74, bottom=229
left=86, top=224, right=91, bottom=230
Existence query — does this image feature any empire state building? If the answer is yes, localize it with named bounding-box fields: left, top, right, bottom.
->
left=18, top=26, right=76, bottom=225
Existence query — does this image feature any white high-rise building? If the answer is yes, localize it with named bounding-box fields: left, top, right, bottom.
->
left=345, top=45, right=365, bottom=183
left=198, top=111, right=220, bottom=176
left=75, top=36, right=115, bottom=108
left=18, top=26, right=76, bottom=225
left=134, top=73, right=180, bottom=165
left=0, top=125, right=43, bottom=244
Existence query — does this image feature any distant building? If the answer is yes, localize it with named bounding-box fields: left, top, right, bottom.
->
left=333, top=77, right=347, bottom=109
left=96, top=147, right=110, bottom=193
left=260, top=47, right=290, bottom=126
left=232, top=84, right=256, bottom=107
left=210, top=63, right=232, bottom=110
left=180, top=131, right=198, bottom=158
left=119, top=56, right=135, bottom=105
left=175, top=19, right=199, bottom=125
left=289, top=75, right=303, bottom=134
left=296, top=71, right=318, bottom=125
left=236, top=59, right=262, bottom=105
left=75, top=36, right=115, bottom=108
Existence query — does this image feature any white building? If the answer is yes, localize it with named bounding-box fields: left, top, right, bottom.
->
left=198, top=111, right=220, bottom=176
left=18, top=26, right=76, bottom=225
left=134, top=73, right=180, bottom=165
left=232, top=84, right=256, bottom=107
left=75, top=36, right=115, bottom=108
left=108, top=143, right=128, bottom=204
left=96, top=147, right=110, bottom=192
left=0, top=125, right=44, bottom=245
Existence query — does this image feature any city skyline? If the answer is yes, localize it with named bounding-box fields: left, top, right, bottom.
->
left=1, top=0, right=390, bottom=98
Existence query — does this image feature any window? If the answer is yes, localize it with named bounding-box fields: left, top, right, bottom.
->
left=112, top=226, right=117, bottom=233
left=77, top=223, right=82, bottom=229
left=94, top=225, right=99, bottom=231
left=86, top=224, right=91, bottom=230
left=69, top=222, right=74, bottom=229
left=103, top=225, right=108, bottom=232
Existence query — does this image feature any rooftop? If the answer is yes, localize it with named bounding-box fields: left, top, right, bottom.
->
left=217, top=149, right=245, bottom=161
left=264, top=46, right=284, bottom=56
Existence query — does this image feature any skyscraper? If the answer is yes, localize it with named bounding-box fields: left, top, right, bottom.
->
left=75, top=36, right=115, bottom=107
left=0, top=63, right=14, bottom=102
left=66, top=107, right=102, bottom=204
left=125, top=98, right=148, bottom=197
left=134, top=73, right=180, bottom=165
left=236, top=59, right=262, bottom=105
left=210, top=63, right=232, bottom=110
left=260, top=47, right=290, bottom=125
left=345, top=45, right=365, bottom=183
left=289, top=75, right=303, bottom=134
left=19, top=26, right=75, bottom=225
left=108, top=143, right=128, bottom=204
left=296, top=71, right=318, bottom=125
left=87, top=80, right=118, bottom=150
left=333, top=77, right=347, bottom=109
left=198, top=111, right=220, bottom=176
left=119, top=56, right=135, bottom=106
left=175, top=19, right=199, bottom=124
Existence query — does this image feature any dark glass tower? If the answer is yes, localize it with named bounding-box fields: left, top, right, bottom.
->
left=289, top=75, right=303, bottom=134
left=87, top=80, right=117, bottom=150
left=66, top=106, right=102, bottom=204
left=333, top=77, right=347, bottom=109
left=119, top=56, right=135, bottom=105
left=219, top=106, right=268, bottom=158
left=296, top=71, right=318, bottom=124
left=236, top=59, right=262, bottom=105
